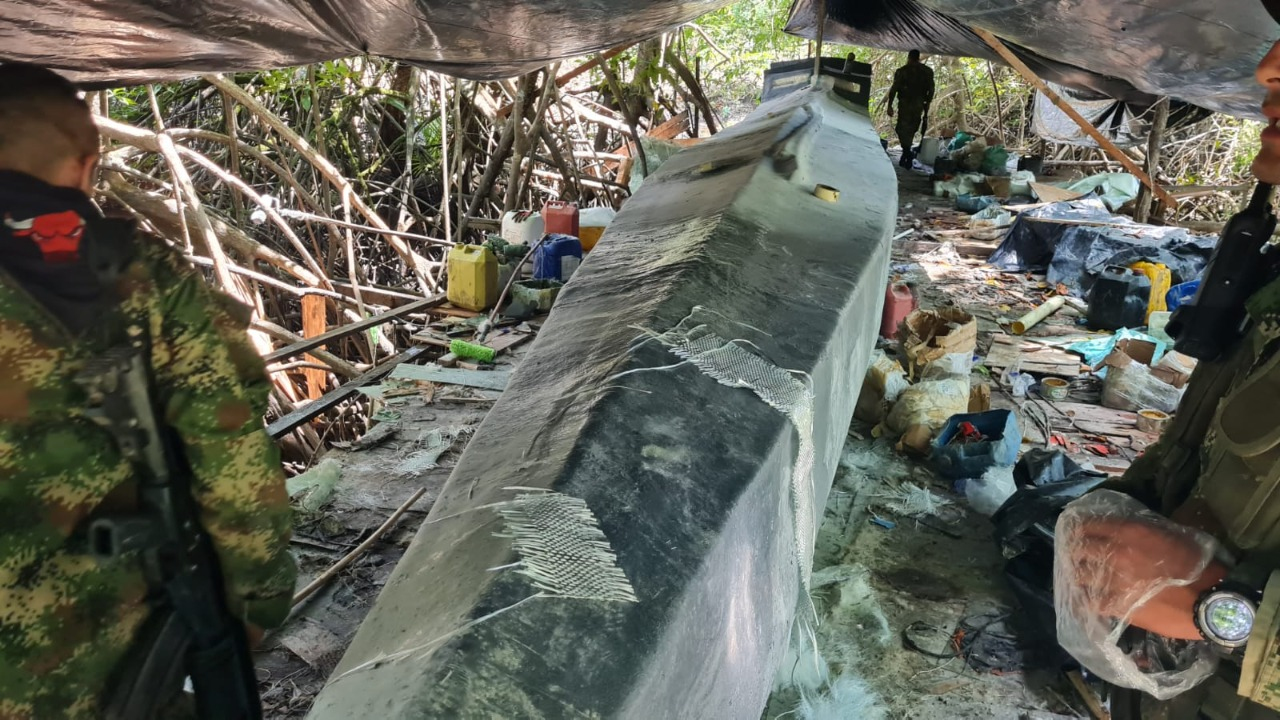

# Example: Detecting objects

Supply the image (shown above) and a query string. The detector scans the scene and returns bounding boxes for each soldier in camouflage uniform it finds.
[885,50,934,168]
[1058,7,1280,715]
[0,64,296,718]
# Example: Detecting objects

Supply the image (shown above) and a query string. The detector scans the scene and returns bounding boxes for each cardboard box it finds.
[898,307,977,380]
[1151,350,1197,389]
[1103,338,1158,369]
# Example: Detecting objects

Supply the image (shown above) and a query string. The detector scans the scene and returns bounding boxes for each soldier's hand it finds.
[887,105,895,117]
[1065,517,1226,640]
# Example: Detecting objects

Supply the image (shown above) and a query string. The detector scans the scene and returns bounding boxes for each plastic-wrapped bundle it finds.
[1054,490,1222,699]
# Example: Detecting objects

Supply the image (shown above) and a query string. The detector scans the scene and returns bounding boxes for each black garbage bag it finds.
[1013,448,1105,488]
[989,474,1108,671]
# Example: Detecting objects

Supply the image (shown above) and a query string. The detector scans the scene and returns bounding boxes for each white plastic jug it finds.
[918,137,941,166]
[501,210,544,246]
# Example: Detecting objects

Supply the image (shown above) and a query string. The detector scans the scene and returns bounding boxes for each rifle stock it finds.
[78,339,263,720]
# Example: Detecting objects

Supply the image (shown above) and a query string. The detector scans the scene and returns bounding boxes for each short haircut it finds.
[0,63,98,180]
[908,50,922,62]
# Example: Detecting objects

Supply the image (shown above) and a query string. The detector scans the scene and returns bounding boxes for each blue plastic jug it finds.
[1166,279,1201,312]
[533,233,583,282]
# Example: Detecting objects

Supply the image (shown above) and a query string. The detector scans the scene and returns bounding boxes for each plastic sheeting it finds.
[1032,84,1212,149]
[787,0,1276,118]
[988,199,1216,296]
[1033,84,1147,148]
[1055,490,1221,699]
[0,0,730,85]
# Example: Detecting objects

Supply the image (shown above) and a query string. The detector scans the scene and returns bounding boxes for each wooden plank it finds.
[267,347,429,439]
[428,304,483,319]
[409,331,452,348]
[484,331,533,355]
[301,294,327,400]
[972,27,1176,209]
[984,333,1082,377]
[266,295,445,362]
[389,364,512,391]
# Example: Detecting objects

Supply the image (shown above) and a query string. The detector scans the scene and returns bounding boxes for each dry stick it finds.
[154,132,242,297]
[504,73,536,211]
[220,90,246,222]
[986,61,1005,134]
[159,129,324,217]
[458,82,524,240]
[105,177,324,289]
[292,487,427,607]
[97,117,333,288]
[972,28,1176,209]
[1135,97,1171,224]
[494,43,635,119]
[204,74,434,291]
[184,255,345,300]
[683,23,732,63]
[276,209,451,247]
[440,74,453,243]
[251,319,363,378]
[663,49,718,135]
[594,53,649,177]
[514,65,563,207]
[539,125,582,200]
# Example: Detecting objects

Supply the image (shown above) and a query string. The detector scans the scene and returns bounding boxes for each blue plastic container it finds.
[931,409,1021,480]
[1166,279,1201,312]
[533,233,583,282]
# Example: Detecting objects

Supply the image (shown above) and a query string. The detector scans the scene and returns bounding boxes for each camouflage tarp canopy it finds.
[787,0,1273,119]
[0,0,731,86]
[0,0,1275,114]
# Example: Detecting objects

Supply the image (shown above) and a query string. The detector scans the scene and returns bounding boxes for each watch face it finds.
[1199,592,1256,647]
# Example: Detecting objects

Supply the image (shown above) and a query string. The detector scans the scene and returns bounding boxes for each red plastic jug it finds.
[543,201,580,237]
[880,282,916,339]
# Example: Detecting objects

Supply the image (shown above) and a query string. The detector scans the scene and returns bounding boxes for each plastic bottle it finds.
[501,210,544,246]
[533,234,584,282]
[578,206,616,252]
[880,282,916,339]
[1129,261,1172,322]
[447,244,499,311]
[542,201,580,237]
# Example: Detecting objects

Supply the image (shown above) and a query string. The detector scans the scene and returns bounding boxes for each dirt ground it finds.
[255,347,524,717]
[258,157,1113,719]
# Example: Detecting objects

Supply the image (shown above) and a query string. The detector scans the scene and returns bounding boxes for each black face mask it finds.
[0,170,135,336]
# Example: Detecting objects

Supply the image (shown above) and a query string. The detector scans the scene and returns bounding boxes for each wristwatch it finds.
[1194,582,1264,650]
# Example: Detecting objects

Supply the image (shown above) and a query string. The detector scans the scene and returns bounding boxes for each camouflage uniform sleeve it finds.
[1239,571,1280,707]
[146,249,297,629]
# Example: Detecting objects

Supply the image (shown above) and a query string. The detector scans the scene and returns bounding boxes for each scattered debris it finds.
[278,621,344,673]
[389,363,512,391]
[879,482,952,519]
[287,459,343,513]
[394,427,470,478]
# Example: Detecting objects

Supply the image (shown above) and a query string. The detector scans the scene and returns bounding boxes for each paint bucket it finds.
[1040,377,1070,401]
[1136,409,1170,434]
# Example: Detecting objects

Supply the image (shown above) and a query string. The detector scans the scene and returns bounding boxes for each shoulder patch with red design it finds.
[4,210,86,263]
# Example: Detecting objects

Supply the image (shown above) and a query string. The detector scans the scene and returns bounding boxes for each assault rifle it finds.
[1168,183,1280,360]
[77,332,262,720]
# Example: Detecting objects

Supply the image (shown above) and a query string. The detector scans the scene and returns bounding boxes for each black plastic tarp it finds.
[787,0,1277,118]
[0,0,731,86]
[988,199,1217,295]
